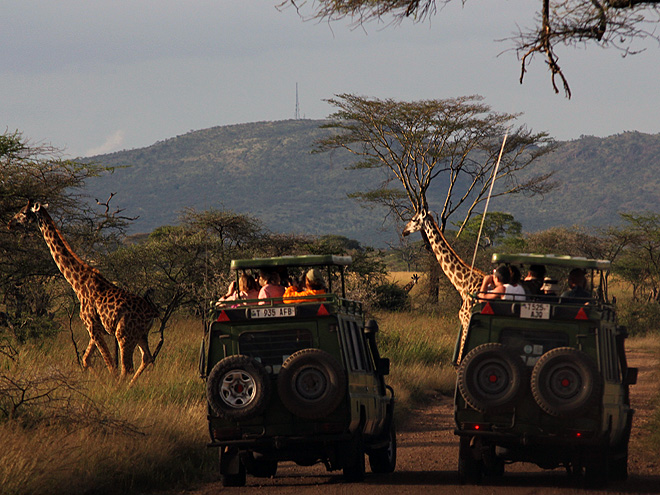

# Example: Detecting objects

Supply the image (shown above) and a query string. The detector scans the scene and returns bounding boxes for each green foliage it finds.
[610,212,660,301]
[1,130,118,343]
[455,211,523,247]
[617,300,660,337]
[372,283,409,311]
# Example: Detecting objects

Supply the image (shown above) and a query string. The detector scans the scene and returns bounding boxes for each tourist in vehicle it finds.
[283,268,327,304]
[217,273,260,306]
[479,264,509,300]
[257,270,286,304]
[503,265,526,301]
[521,264,546,296]
[539,277,560,301]
[560,268,591,303]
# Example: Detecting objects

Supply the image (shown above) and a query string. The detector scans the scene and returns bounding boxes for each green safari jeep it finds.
[454,254,638,486]
[199,255,396,486]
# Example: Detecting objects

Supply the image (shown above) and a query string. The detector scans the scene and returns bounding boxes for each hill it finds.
[82,120,660,246]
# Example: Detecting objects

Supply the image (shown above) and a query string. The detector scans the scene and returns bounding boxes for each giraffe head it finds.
[402,209,428,237]
[8,200,43,231]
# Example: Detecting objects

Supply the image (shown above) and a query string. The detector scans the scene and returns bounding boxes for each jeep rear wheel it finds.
[207,355,271,420]
[278,348,346,419]
[531,347,601,417]
[457,343,526,413]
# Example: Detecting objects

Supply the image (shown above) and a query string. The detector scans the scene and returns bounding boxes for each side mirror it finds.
[364,319,379,334]
[623,367,638,386]
[377,357,390,376]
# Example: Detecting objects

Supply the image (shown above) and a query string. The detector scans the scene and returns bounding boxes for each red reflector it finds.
[317,304,330,316]
[216,310,230,322]
[575,308,589,320]
[481,302,494,315]
[576,432,582,438]
[474,424,480,430]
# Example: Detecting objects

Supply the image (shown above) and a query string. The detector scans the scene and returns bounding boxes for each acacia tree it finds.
[316,94,557,235]
[282,0,660,97]
[0,131,119,342]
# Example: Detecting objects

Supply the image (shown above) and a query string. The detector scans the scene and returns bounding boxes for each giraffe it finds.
[402,208,485,364]
[402,273,420,293]
[8,201,158,385]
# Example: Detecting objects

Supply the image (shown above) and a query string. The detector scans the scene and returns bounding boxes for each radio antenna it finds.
[470,128,510,273]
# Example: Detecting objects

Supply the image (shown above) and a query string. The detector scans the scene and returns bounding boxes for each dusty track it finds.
[180,346,659,495]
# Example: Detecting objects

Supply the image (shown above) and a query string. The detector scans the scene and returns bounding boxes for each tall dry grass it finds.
[0,310,459,494]
[374,310,459,418]
[0,317,214,495]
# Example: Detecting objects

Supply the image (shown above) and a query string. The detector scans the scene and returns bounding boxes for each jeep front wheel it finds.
[207,355,271,420]
[278,348,346,419]
[368,420,397,474]
[457,343,526,413]
[531,347,601,417]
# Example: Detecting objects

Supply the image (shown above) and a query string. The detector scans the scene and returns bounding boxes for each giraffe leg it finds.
[128,336,154,387]
[80,310,117,375]
[81,339,96,369]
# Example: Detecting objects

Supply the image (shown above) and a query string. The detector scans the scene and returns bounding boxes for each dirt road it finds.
[183,346,659,495]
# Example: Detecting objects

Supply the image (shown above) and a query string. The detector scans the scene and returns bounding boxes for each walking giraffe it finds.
[8,201,158,385]
[403,208,485,363]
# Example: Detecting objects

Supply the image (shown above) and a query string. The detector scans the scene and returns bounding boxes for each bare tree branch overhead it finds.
[279,0,660,97]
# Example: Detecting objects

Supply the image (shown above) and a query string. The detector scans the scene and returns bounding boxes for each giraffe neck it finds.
[35,209,98,295]
[421,216,484,295]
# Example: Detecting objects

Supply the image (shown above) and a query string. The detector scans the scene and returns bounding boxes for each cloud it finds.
[85,130,125,156]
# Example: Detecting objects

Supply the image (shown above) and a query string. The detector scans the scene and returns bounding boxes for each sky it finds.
[3,1,660,158]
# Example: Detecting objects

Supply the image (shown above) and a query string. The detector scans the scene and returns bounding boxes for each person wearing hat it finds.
[283,268,327,304]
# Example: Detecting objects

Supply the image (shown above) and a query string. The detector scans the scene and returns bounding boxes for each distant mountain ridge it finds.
[82,120,660,246]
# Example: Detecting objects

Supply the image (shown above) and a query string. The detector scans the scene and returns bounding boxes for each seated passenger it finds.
[479,265,509,300]
[216,274,260,306]
[521,264,546,296]
[538,277,560,301]
[283,269,327,304]
[503,265,526,301]
[560,268,591,303]
[258,270,286,304]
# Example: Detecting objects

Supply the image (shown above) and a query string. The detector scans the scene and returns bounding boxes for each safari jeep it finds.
[199,255,396,487]
[454,254,637,486]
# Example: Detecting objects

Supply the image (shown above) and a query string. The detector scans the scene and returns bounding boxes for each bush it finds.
[373,283,409,311]
[617,300,660,336]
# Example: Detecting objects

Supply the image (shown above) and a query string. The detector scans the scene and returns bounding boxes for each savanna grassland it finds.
[0,299,460,495]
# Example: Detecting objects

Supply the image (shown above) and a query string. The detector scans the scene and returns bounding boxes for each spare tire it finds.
[277,348,346,419]
[207,355,271,420]
[457,343,526,413]
[531,347,602,417]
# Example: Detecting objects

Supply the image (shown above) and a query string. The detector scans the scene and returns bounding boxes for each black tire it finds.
[244,452,278,478]
[609,410,633,481]
[368,420,397,474]
[220,449,247,487]
[207,355,271,420]
[343,434,366,482]
[458,436,483,485]
[278,348,346,419]
[531,347,602,417]
[457,343,526,413]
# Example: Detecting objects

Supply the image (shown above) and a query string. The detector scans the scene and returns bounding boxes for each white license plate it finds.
[250,306,296,319]
[520,303,550,319]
